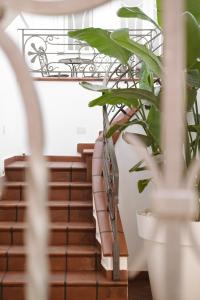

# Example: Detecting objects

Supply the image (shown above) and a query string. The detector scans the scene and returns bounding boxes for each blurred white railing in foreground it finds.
[0,2,112,300]
[0,0,198,300]
[123,1,200,300]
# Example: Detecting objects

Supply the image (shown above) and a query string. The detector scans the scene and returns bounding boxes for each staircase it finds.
[0,145,128,300]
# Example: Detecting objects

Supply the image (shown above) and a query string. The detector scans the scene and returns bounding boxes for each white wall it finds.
[0,48,25,159]
[36,81,102,156]
[0,57,102,158]
[115,128,152,273]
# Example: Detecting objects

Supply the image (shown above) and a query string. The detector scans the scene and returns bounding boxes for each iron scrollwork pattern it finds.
[20,28,157,79]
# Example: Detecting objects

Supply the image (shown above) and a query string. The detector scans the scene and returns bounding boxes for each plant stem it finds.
[192,107,198,125]
[187,125,195,154]
[185,131,191,167]
[138,101,146,121]
[195,98,199,124]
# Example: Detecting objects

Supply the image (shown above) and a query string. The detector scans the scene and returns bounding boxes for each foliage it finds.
[117,6,160,30]
[110,29,162,77]
[68,28,132,65]
[69,2,200,194]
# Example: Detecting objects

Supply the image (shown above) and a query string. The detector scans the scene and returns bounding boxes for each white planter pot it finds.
[137,210,200,300]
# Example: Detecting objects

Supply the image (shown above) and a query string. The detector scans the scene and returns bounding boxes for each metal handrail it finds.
[102,105,120,280]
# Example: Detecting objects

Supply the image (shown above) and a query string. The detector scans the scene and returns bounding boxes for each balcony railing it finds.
[19,28,159,79]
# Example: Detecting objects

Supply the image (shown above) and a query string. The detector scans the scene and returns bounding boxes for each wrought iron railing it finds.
[19,28,158,79]
[102,105,120,280]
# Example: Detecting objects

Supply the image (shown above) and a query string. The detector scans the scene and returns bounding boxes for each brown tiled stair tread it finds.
[0,271,127,300]
[4,182,92,187]
[5,161,88,183]
[0,221,96,247]
[0,221,95,230]
[0,201,92,207]
[0,245,101,272]
[0,200,93,223]
[1,154,128,300]
[6,161,87,170]
[2,182,92,202]
[1,271,127,287]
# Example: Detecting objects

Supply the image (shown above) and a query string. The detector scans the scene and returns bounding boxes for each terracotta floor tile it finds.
[2,285,24,300]
[128,274,153,300]
[66,286,96,300]
[50,170,71,182]
[67,271,97,286]
[3,272,27,285]
[49,286,65,300]
[98,286,128,300]
[92,158,103,176]
[2,273,66,300]
[93,191,107,212]
[67,255,96,272]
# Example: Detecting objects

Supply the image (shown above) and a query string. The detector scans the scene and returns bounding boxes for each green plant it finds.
[69,2,200,194]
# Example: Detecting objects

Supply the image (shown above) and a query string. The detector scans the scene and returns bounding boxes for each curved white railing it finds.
[0,1,111,300]
[1,1,199,300]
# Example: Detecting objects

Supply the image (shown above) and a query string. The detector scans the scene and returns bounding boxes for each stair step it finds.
[5,161,87,182]
[0,201,93,222]
[0,271,128,300]
[2,182,92,201]
[1,272,66,300]
[0,222,95,246]
[77,143,94,154]
[1,154,128,299]
[0,245,99,272]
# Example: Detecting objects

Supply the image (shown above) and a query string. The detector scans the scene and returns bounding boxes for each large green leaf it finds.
[68,28,132,65]
[186,0,200,23]
[147,105,160,146]
[106,119,147,138]
[139,62,154,92]
[185,12,200,68]
[88,88,159,108]
[80,81,109,92]
[111,29,162,77]
[156,0,162,27]
[117,7,160,30]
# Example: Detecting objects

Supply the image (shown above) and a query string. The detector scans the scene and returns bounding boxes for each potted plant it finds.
[69,1,200,299]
